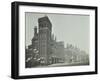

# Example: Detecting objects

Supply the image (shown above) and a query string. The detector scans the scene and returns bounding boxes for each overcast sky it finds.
[25,12,90,53]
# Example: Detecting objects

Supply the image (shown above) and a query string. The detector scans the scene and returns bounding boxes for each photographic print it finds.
[25,13,89,68]
[11,1,97,79]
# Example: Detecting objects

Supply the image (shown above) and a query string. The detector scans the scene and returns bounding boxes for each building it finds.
[26,16,65,67]
[55,41,65,62]
[64,44,89,64]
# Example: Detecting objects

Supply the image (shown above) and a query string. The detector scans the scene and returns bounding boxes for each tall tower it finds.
[38,16,52,65]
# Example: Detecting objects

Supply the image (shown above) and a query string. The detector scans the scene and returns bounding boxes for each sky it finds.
[25,12,90,53]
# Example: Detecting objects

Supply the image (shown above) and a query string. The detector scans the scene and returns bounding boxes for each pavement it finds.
[48,62,89,67]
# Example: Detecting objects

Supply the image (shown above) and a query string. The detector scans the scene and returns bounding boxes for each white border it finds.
[19,5,95,76]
